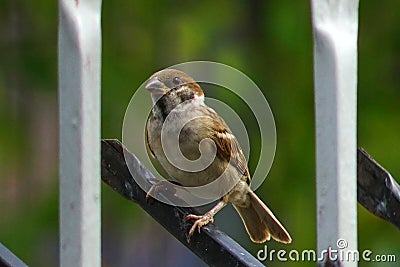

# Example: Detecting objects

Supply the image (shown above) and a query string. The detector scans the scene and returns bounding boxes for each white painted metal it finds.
[58,0,102,266]
[311,0,359,266]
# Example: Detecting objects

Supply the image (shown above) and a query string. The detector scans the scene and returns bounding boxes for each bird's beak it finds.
[145,76,164,95]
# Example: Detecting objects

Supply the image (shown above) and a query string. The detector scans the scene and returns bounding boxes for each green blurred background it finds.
[1,1,399,266]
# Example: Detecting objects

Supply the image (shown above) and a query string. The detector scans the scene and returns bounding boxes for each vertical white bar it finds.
[58,0,102,266]
[311,1,358,266]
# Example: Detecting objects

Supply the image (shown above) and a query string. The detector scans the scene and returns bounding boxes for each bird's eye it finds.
[172,77,181,85]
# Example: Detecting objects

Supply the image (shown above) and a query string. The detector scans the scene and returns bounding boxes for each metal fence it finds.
[58,0,102,266]
[2,0,399,266]
[56,0,360,266]
[311,1,358,266]
[53,0,396,267]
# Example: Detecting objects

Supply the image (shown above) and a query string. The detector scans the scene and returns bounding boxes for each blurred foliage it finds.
[0,0,399,266]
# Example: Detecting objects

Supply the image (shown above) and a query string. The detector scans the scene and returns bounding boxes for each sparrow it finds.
[144,68,291,244]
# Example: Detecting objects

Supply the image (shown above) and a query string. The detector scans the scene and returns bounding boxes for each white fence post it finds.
[58,0,102,266]
[311,1,359,265]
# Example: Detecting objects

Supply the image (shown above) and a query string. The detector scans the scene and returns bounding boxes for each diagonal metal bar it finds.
[101,139,264,267]
[357,148,400,229]
[0,243,28,267]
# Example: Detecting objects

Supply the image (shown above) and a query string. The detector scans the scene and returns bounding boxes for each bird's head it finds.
[145,69,204,106]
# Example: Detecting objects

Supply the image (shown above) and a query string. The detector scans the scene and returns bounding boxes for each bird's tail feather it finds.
[233,191,291,243]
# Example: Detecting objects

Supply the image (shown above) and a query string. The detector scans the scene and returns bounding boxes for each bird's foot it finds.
[146,178,177,202]
[184,212,214,242]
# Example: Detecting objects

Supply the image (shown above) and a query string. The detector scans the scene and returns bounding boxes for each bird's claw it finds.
[184,212,214,242]
[146,178,178,202]
[145,178,159,201]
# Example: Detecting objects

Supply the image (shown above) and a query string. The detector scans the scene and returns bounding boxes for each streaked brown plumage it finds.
[145,69,291,243]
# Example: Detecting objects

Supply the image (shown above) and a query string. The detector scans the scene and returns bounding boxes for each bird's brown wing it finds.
[203,107,251,185]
